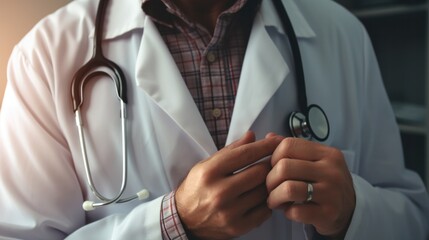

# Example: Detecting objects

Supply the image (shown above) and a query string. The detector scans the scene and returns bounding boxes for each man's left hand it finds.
[266,136,355,239]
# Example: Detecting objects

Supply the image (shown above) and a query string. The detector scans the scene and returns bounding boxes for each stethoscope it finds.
[71,0,330,211]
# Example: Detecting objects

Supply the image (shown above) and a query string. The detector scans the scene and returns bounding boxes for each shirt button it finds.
[212,108,222,118]
[206,51,217,63]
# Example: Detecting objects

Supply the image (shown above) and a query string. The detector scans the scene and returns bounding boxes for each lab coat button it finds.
[212,108,222,118]
[206,51,217,63]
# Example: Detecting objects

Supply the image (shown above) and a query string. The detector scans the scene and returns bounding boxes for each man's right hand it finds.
[175,131,283,240]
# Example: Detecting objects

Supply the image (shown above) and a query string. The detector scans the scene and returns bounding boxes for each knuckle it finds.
[277,158,290,175]
[193,161,207,174]
[195,168,212,184]
[193,162,217,184]
[210,188,228,208]
[279,138,296,156]
[217,210,232,224]
[281,181,296,197]
[267,196,275,209]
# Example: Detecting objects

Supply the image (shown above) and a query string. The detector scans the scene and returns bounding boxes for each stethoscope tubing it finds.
[271,0,308,112]
[71,0,136,210]
[75,101,129,204]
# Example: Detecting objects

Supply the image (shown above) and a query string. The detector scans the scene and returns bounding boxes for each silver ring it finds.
[306,183,313,202]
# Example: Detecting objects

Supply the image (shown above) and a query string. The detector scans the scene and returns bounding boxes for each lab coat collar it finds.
[260,0,316,38]
[97,0,147,40]
[98,0,315,40]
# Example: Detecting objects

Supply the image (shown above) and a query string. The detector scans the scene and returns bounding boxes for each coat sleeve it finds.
[344,28,429,240]
[0,46,164,240]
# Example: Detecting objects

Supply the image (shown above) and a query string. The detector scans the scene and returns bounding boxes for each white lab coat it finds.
[1,0,428,239]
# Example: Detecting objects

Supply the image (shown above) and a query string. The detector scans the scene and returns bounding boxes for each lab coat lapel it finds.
[226,0,316,144]
[226,12,289,144]
[135,17,217,154]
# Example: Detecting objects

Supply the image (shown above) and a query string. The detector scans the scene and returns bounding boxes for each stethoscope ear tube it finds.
[272,0,307,112]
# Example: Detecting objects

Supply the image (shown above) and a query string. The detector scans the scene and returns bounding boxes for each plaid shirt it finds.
[142,0,258,238]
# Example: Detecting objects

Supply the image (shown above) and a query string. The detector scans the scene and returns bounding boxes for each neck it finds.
[173,0,235,33]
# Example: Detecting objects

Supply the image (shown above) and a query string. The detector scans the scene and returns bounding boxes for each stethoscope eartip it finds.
[137,189,150,200]
[83,201,95,211]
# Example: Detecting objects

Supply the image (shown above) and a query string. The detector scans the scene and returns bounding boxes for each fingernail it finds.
[265,132,277,138]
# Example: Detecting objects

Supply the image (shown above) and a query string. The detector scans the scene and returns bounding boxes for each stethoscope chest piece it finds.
[289,104,330,141]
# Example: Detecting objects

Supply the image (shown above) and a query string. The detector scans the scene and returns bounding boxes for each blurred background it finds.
[0,0,428,189]
[335,0,429,189]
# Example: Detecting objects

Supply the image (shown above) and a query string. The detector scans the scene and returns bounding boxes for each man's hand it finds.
[266,137,355,239]
[175,132,283,240]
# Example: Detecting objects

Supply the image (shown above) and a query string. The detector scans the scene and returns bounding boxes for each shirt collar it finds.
[99,0,315,40]
[141,0,253,29]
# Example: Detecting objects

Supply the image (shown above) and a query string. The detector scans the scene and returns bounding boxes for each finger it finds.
[242,203,272,230]
[266,158,319,192]
[283,203,320,226]
[228,161,271,196]
[224,131,256,150]
[265,132,283,139]
[267,180,315,209]
[283,191,354,238]
[221,203,271,238]
[271,138,327,166]
[212,135,283,175]
[236,184,269,215]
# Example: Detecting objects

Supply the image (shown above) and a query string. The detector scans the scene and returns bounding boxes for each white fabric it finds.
[1,0,428,239]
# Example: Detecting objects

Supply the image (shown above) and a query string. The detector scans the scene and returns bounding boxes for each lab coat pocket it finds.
[341,150,356,173]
